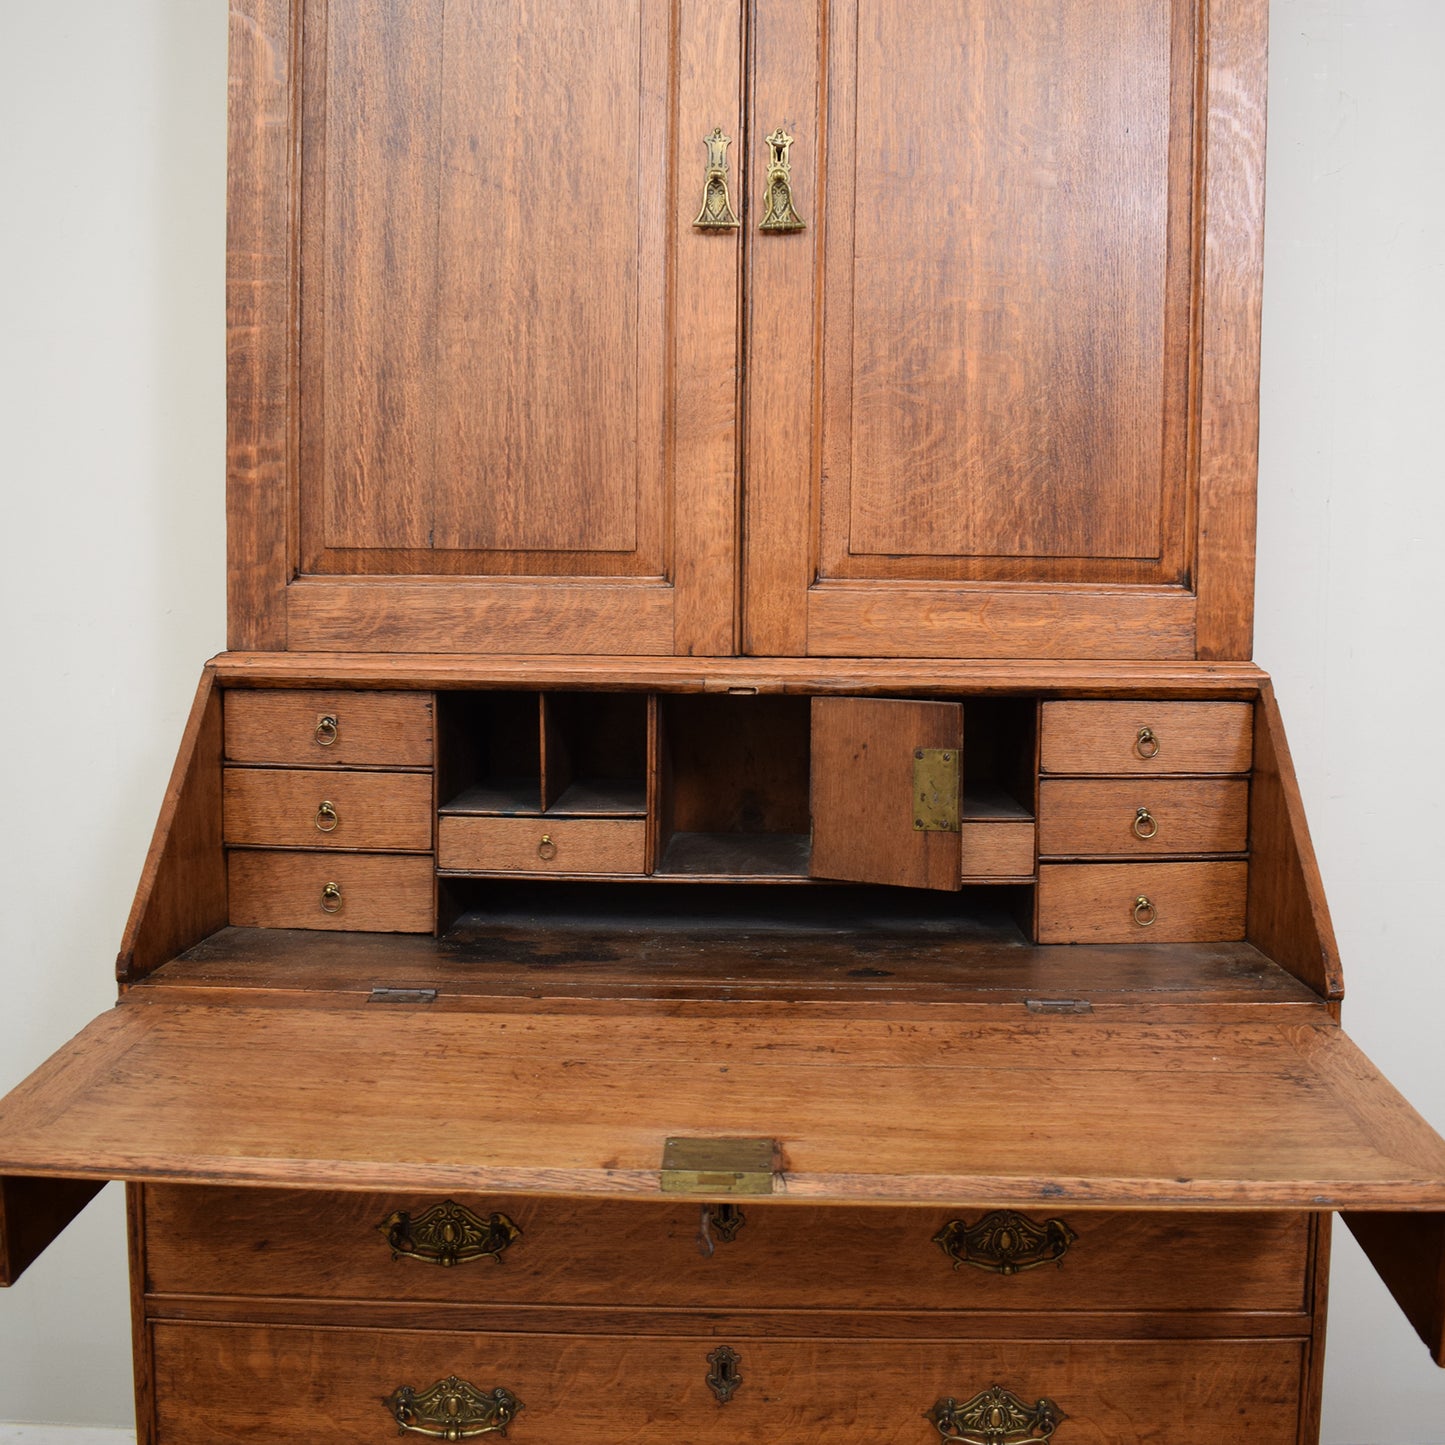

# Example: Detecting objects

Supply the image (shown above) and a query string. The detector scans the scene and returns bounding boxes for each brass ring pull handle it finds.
[927,1387,1067,1445]
[315,713,339,747]
[1132,806,1158,840]
[537,834,557,862]
[1133,895,1157,928]
[1134,725,1160,759]
[314,800,340,833]
[379,1202,522,1267]
[693,127,740,230]
[320,881,343,914]
[759,127,806,232]
[384,1378,522,1441]
[933,1210,1078,1275]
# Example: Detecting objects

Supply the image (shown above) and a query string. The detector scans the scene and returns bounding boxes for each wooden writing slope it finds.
[3,2,1443,1441]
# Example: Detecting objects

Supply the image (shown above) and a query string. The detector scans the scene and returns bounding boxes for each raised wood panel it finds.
[150,1324,1302,1443]
[142,1188,1310,1315]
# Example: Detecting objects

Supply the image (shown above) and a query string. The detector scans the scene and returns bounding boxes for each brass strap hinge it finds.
[913,748,960,832]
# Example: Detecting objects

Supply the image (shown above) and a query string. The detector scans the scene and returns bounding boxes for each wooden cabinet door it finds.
[810,697,962,890]
[743,0,1267,660]
[229,0,742,656]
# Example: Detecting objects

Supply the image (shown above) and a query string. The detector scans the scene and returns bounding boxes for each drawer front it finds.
[438,817,647,874]
[152,1323,1304,1444]
[1038,778,1248,858]
[228,851,434,932]
[960,822,1036,880]
[224,768,434,852]
[1039,701,1253,775]
[142,1189,1309,1315]
[224,689,435,768]
[1037,861,1248,944]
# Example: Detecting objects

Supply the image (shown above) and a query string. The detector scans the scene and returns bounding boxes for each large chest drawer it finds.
[142,1188,1309,1316]
[151,1322,1304,1444]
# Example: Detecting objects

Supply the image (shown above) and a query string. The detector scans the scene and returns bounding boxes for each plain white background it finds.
[1,1,1442,1439]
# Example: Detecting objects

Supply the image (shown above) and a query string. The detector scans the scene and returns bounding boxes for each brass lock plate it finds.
[913,748,960,832]
[660,1137,779,1196]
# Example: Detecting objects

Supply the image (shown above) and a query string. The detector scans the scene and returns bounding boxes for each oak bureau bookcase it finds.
[2,1,1444,1441]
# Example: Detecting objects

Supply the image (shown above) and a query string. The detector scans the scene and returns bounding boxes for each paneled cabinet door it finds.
[230,0,743,656]
[742,0,1267,660]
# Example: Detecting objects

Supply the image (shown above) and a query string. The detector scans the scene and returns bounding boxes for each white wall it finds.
[0,1,1442,1439]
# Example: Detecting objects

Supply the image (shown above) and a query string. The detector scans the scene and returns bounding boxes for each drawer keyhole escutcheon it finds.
[319,881,343,914]
[1132,806,1158,840]
[927,1387,1066,1445]
[384,1377,522,1440]
[933,1210,1077,1275]
[315,800,339,833]
[706,1345,743,1404]
[315,713,339,747]
[380,1202,522,1267]
[1134,725,1160,759]
[1133,895,1157,928]
[537,834,557,861]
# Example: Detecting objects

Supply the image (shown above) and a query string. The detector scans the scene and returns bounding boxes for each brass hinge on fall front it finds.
[661,1137,780,1196]
[913,748,960,832]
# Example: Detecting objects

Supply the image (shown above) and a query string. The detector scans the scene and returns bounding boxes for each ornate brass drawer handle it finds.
[759,127,806,232]
[384,1377,522,1440]
[320,881,343,914]
[380,1202,521,1267]
[927,1387,1066,1445]
[1134,725,1159,759]
[693,126,741,230]
[933,1210,1077,1275]
[315,713,339,747]
[315,800,340,833]
[1132,806,1157,839]
[1133,894,1157,928]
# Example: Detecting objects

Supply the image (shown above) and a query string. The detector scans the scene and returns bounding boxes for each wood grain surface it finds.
[149,1324,1302,1443]
[228,851,434,932]
[1037,861,1248,945]
[224,768,434,852]
[224,689,435,768]
[1038,778,1248,858]
[5,1004,1445,1209]
[438,818,647,876]
[1040,701,1254,775]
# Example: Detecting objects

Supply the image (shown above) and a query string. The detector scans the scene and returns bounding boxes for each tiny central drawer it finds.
[438,817,647,875]
[224,768,434,852]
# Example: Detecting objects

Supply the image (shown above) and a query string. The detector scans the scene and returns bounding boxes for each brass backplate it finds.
[913,748,960,832]
[661,1137,779,1196]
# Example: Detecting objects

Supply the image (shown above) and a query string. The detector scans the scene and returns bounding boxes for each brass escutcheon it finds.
[1134,725,1160,759]
[706,1345,743,1404]
[537,834,557,862]
[1133,894,1157,927]
[315,800,339,833]
[927,1387,1066,1445]
[1132,806,1157,840]
[320,881,343,914]
[933,1210,1077,1276]
[315,713,339,747]
[384,1377,522,1441]
[380,1202,521,1267]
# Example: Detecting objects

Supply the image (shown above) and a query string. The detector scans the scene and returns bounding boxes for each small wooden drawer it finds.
[142,1188,1310,1317]
[961,821,1036,880]
[224,689,434,768]
[228,850,434,932]
[1037,861,1248,944]
[1038,778,1249,858]
[1040,701,1253,775]
[438,816,647,874]
[152,1322,1303,1443]
[224,768,434,852]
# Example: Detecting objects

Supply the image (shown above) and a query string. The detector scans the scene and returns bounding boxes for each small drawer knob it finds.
[537,833,557,862]
[1132,806,1158,840]
[1134,725,1160,759]
[314,800,340,833]
[320,881,343,914]
[1133,894,1156,928]
[315,713,339,747]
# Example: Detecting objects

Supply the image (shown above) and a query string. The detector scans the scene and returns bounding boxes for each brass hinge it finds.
[660,1137,780,1196]
[368,987,439,1005]
[913,748,960,832]
[1025,998,1093,1016]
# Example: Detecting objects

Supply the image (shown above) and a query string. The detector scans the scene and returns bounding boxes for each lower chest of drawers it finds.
[134,1187,1321,1444]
